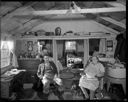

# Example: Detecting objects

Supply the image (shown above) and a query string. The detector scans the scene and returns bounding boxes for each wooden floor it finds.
[0,82,126,101]
[16,83,126,100]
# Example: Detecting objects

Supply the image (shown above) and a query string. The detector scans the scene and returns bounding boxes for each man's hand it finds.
[37,74,43,79]
[54,74,59,78]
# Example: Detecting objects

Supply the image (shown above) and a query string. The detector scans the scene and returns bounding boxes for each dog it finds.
[71,81,83,97]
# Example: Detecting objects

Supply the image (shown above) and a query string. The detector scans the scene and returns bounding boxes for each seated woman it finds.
[37,53,63,95]
[79,56,105,100]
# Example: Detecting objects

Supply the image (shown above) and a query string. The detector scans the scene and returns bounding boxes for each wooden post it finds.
[52,39,58,70]
[83,39,89,67]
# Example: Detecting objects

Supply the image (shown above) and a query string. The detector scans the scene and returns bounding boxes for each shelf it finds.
[14,34,116,40]
[18,58,40,60]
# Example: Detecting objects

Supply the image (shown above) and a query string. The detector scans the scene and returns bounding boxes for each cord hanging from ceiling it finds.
[66,1,81,14]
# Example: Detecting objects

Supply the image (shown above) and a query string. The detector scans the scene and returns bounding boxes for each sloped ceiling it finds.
[1,1,126,37]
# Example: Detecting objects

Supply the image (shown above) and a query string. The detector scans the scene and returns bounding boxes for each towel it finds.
[11,52,19,68]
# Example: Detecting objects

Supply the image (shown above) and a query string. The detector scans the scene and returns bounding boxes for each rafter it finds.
[1,2,38,17]
[117,0,126,6]
[105,2,126,8]
[120,19,126,24]
[1,3,38,32]
[10,19,41,34]
[100,17,126,29]
[93,21,119,34]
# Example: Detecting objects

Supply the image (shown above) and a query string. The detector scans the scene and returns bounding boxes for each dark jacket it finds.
[37,61,58,78]
[114,34,126,63]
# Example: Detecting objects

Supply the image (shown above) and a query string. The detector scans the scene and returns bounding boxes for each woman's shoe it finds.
[84,97,90,100]
[43,93,49,100]
[82,94,89,100]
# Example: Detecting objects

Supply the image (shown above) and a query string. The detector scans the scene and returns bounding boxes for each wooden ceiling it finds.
[1,1,126,36]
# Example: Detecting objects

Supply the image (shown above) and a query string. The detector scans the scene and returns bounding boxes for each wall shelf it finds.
[14,34,116,40]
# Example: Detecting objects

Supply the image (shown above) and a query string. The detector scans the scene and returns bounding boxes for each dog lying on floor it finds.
[70,80,84,99]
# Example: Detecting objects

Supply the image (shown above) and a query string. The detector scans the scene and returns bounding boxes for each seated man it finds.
[37,53,63,95]
[39,48,64,74]
[79,56,105,100]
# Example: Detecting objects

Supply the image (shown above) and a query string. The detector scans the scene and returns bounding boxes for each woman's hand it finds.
[96,73,104,78]
[80,72,85,76]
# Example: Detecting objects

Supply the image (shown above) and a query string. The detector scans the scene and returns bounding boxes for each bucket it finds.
[63,92,73,100]
[60,72,74,89]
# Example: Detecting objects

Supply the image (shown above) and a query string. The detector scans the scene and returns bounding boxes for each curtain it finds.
[1,40,19,68]
[99,39,106,54]
[1,41,10,68]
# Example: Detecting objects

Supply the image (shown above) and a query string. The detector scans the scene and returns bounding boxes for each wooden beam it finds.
[2,6,35,22]
[1,3,38,34]
[117,0,126,6]
[11,14,56,35]
[79,7,125,14]
[105,2,126,8]
[100,17,126,29]
[1,2,38,17]
[10,19,42,35]
[52,40,58,69]
[120,19,126,24]
[14,7,126,16]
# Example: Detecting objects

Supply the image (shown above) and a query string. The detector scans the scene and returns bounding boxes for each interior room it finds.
[0,0,126,101]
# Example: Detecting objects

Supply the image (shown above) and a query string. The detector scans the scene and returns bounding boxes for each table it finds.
[1,77,13,98]
[105,75,126,95]
[0,69,26,99]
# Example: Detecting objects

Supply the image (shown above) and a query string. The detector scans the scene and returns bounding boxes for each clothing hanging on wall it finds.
[10,52,19,68]
[114,33,126,63]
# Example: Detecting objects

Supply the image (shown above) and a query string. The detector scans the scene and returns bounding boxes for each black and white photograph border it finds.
[0,0,126,101]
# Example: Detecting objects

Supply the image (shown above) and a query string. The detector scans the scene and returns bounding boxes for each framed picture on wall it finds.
[27,41,33,51]
[106,40,113,51]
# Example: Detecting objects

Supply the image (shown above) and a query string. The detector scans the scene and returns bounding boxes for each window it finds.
[65,41,76,51]
[1,41,14,68]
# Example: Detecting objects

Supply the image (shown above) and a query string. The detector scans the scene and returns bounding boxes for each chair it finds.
[57,60,64,74]
[94,76,104,99]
